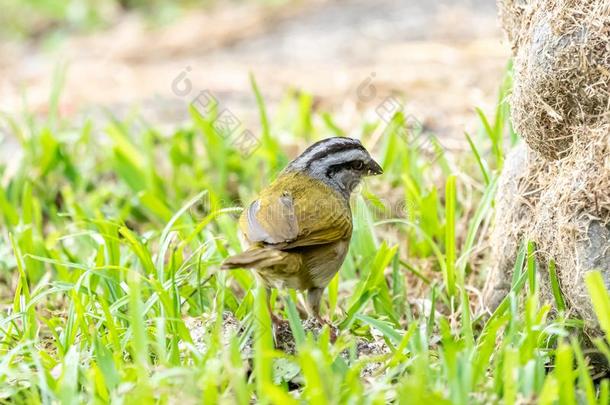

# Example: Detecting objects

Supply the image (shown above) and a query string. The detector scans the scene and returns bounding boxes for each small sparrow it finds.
[222,137,382,326]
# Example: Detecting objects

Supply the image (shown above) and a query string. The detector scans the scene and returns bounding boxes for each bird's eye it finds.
[352,161,364,170]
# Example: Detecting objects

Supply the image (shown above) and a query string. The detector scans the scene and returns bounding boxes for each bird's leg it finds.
[266,288,288,328]
[295,295,309,320]
[306,287,325,324]
[307,287,337,341]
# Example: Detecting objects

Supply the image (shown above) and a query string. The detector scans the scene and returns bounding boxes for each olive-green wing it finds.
[239,173,352,249]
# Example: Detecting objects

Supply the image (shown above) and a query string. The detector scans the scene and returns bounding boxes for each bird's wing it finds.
[239,173,352,249]
[243,198,299,244]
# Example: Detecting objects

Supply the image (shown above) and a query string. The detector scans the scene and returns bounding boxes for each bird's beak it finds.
[366,159,383,176]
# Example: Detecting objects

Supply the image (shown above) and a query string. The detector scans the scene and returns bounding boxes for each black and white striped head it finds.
[284,137,383,196]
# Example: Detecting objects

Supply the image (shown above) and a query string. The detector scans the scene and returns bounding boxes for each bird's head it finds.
[285,137,383,197]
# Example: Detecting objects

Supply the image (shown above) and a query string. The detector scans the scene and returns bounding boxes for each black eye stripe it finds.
[283,137,369,176]
[325,159,365,177]
[302,143,365,169]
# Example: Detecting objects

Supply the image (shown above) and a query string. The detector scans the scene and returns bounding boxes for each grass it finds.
[0,67,609,403]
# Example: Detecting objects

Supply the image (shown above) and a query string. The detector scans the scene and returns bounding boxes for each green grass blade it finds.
[285,294,306,347]
[464,131,490,185]
[548,260,566,312]
[444,175,457,297]
[585,271,610,344]
[555,343,575,405]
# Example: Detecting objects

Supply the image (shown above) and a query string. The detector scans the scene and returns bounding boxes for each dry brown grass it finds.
[501,0,610,160]
[485,0,610,337]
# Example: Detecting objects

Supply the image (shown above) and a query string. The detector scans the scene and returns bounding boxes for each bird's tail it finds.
[221,247,300,270]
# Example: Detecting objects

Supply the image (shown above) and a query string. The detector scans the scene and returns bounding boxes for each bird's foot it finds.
[270,312,290,329]
[314,315,338,343]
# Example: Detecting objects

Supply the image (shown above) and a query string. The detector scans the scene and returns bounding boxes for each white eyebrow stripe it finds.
[290,138,361,167]
[309,149,368,170]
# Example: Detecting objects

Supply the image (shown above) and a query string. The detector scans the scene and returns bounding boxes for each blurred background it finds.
[0,0,509,163]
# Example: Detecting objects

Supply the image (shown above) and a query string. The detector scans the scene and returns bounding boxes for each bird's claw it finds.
[315,316,338,342]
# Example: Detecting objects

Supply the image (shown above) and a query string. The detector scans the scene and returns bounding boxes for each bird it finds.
[222,137,382,328]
